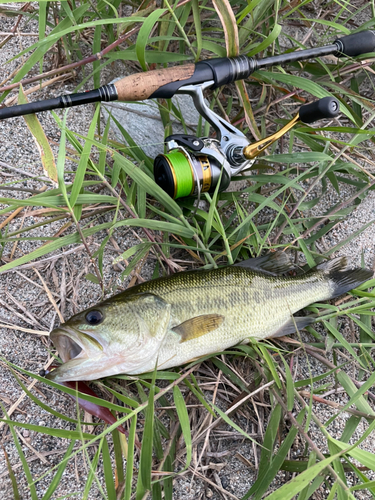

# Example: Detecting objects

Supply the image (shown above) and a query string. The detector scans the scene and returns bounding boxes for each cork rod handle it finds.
[113,64,195,101]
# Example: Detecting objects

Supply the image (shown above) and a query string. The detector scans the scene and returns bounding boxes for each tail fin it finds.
[318,257,373,299]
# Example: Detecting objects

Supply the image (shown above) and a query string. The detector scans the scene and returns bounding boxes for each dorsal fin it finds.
[235,251,293,276]
[173,314,225,343]
[316,256,348,274]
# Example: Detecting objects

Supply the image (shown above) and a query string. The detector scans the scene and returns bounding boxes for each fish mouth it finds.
[46,326,105,382]
[51,330,83,363]
[50,326,104,362]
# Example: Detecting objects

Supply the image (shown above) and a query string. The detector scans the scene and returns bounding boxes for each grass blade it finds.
[136,8,167,71]
[124,415,137,500]
[102,437,116,499]
[1,444,20,500]
[0,404,38,500]
[18,85,57,184]
[135,368,156,499]
[251,409,306,500]
[173,385,192,468]
[70,105,101,208]
[41,440,76,500]
[263,451,350,500]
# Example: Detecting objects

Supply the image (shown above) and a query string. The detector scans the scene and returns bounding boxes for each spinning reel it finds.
[0,30,374,200]
[154,89,339,200]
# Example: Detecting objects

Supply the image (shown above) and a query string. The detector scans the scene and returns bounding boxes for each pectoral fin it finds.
[173,314,225,343]
[268,315,316,338]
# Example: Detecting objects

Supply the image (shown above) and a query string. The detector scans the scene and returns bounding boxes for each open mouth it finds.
[50,327,103,363]
[52,333,83,362]
[46,327,105,382]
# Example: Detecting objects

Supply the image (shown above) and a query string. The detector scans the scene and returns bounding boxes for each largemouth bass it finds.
[46,253,372,382]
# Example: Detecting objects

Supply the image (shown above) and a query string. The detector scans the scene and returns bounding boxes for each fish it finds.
[46,253,372,382]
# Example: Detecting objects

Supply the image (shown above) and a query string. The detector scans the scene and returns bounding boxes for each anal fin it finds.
[173,314,225,343]
[268,316,316,339]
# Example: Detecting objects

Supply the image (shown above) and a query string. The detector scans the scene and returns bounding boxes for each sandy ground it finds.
[0,3,375,500]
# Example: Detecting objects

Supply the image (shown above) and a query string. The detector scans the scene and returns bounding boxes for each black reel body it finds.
[154,134,231,199]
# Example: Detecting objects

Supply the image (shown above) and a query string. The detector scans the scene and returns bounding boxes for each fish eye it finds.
[85,310,103,325]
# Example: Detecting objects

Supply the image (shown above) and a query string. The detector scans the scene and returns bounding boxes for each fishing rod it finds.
[1,30,374,199]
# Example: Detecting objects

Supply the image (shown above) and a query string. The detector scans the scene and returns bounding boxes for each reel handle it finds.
[241,97,340,160]
[299,97,340,124]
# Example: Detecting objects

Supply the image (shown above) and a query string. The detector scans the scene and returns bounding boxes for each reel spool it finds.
[154,134,231,199]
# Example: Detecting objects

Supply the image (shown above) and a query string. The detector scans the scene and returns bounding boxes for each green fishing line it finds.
[165,151,193,199]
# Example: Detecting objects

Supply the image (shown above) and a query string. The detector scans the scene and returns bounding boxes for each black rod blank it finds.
[256,44,338,70]
[0,85,118,120]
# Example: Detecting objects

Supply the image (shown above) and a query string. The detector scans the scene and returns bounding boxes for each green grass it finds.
[1,0,375,498]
